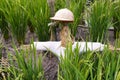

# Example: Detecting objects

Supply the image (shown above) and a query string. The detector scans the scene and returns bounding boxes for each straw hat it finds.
[50,8,74,22]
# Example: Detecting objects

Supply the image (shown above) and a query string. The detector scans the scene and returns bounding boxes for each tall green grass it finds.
[112,0,120,39]
[58,43,120,80]
[0,0,9,40]
[7,0,28,44]
[55,0,66,11]
[0,0,51,42]
[2,44,45,80]
[87,0,112,42]
[69,0,86,36]
[58,44,92,80]
[28,0,50,41]
[0,0,28,44]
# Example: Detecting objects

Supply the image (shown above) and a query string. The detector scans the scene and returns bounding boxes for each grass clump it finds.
[58,44,92,80]
[69,0,86,36]
[58,43,120,80]
[28,0,50,41]
[0,44,45,80]
[0,0,28,44]
[112,0,120,39]
[87,0,112,42]
[0,0,9,40]
[6,0,28,44]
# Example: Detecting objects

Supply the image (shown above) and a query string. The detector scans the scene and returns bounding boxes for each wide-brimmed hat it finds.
[50,8,74,22]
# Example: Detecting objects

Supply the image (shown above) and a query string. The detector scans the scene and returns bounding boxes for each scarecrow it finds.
[21,8,109,57]
[50,8,74,47]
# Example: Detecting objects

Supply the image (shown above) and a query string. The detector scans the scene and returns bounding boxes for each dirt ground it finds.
[0,26,115,80]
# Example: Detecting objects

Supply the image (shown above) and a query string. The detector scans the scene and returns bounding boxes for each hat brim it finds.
[50,17,74,22]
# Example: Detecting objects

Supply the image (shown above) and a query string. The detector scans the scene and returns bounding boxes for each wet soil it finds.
[0,26,115,80]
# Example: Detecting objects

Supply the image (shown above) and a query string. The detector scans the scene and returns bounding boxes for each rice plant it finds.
[69,0,86,36]
[27,1,35,33]
[0,0,9,40]
[28,0,50,41]
[58,44,93,80]
[58,43,120,80]
[5,43,45,80]
[87,0,112,42]
[8,0,28,44]
[112,0,120,39]
[55,0,66,11]
[0,0,28,44]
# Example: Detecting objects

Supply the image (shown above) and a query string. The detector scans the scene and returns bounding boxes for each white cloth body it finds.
[33,41,105,57]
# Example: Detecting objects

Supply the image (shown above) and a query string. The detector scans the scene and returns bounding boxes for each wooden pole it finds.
[47,0,55,16]
[47,0,56,41]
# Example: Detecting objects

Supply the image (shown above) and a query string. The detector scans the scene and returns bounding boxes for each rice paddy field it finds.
[0,0,120,80]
